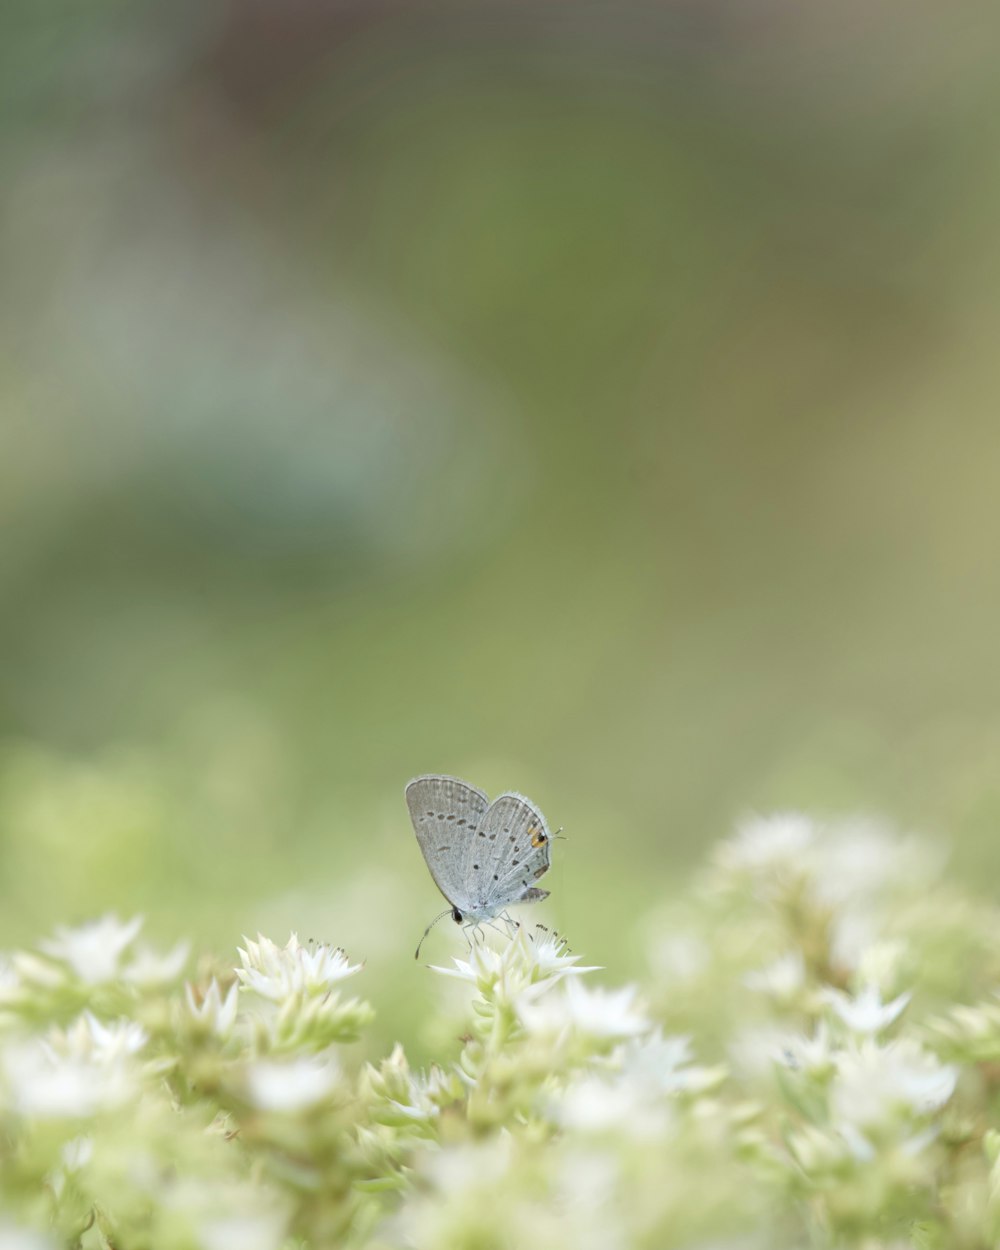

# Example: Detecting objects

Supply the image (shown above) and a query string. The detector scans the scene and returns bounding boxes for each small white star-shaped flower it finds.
[185,979,239,1038]
[518,979,648,1040]
[832,1037,957,1131]
[822,984,911,1035]
[431,927,597,1000]
[245,1055,340,1112]
[235,934,361,1001]
[39,914,143,985]
[743,952,806,1001]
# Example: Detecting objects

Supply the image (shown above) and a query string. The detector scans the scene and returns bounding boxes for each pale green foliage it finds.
[2,818,1000,1248]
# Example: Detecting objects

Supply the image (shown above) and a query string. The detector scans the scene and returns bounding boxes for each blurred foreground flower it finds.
[517,979,649,1040]
[38,913,143,984]
[0,813,997,1249]
[822,983,911,1035]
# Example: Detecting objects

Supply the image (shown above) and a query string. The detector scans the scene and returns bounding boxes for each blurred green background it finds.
[3,0,1000,1042]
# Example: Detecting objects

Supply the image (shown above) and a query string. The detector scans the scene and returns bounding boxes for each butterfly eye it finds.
[451,908,464,924]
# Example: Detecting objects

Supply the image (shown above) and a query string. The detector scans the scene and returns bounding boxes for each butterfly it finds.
[405,774,553,957]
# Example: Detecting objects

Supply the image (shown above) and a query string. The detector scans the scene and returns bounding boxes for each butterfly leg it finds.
[499,910,519,936]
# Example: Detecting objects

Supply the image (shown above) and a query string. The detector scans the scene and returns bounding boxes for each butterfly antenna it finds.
[553,826,567,841]
[415,908,453,961]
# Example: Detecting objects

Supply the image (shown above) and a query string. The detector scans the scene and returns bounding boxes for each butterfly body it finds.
[405,775,552,929]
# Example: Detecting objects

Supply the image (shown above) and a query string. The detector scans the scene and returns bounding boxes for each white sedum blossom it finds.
[0,1224,57,1250]
[717,813,816,873]
[244,1054,340,1112]
[67,1012,148,1060]
[185,979,239,1038]
[729,1024,805,1081]
[831,1037,957,1133]
[557,1031,715,1139]
[0,955,22,1008]
[616,1030,720,1095]
[777,1022,834,1078]
[431,926,598,999]
[47,1135,94,1200]
[38,914,143,984]
[123,940,190,987]
[743,952,806,1002]
[645,930,710,985]
[198,1211,289,1250]
[235,933,361,1001]
[517,979,648,1040]
[161,1179,289,1250]
[60,1135,94,1172]
[822,984,911,1035]
[810,819,944,906]
[558,1070,672,1138]
[2,1034,136,1118]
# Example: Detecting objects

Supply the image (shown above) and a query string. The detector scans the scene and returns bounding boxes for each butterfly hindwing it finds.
[474,791,552,909]
[405,775,489,912]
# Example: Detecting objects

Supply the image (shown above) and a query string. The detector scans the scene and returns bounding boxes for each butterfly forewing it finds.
[475,792,552,908]
[405,775,489,911]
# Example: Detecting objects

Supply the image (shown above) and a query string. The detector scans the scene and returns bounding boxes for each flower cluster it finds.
[1,814,999,1249]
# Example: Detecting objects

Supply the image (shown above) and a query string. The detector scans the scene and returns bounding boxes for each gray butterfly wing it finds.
[475,792,552,909]
[405,775,489,911]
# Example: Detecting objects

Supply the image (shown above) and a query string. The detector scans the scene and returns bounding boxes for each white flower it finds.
[2,1036,135,1118]
[517,980,648,1040]
[198,1211,289,1250]
[823,984,910,1035]
[777,1023,834,1077]
[39,914,143,984]
[555,1030,713,1138]
[831,1038,957,1131]
[645,930,709,985]
[431,944,507,984]
[48,1135,94,1199]
[551,1149,626,1250]
[616,1031,714,1094]
[729,1025,802,1080]
[244,1055,339,1112]
[424,1134,514,1194]
[526,928,600,980]
[743,952,806,1001]
[65,1012,148,1060]
[2,1011,145,1119]
[395,1066,456,1121]
[431,927,598,999]
[123,940,190,987]
[61,1135,93,1171]
[557,1072,672,1139]
[0,955,22,1008]
[9,952,64,992]
[855,940,909,993]
[829,912,879,975]
[718,813,816,873]
[235,934,361,1001]
[811,819,943,907]
[364,1043,462,1127]
[161,1180,288,1250]
[185,979,239,1038]
[0,1223,57,1250]
[836,1121,877,1162]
